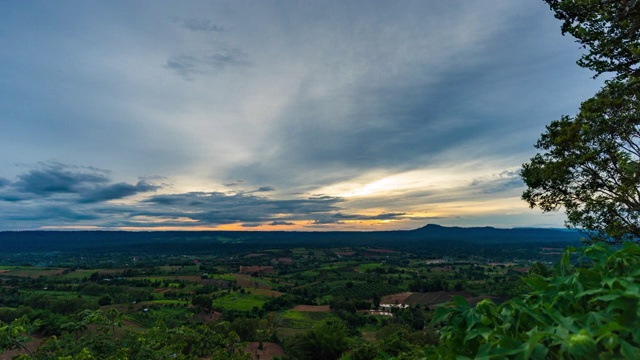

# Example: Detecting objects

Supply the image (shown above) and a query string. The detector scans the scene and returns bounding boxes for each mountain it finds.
[0,225,583,256]
[408,224,582,243]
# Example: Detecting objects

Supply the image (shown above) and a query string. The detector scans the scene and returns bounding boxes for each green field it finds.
[358,263,383,272]
[278,310,339,329]
[299,270,321,278]
[212,274,237,281]
[20,290,83,298]
[211,292,270,311]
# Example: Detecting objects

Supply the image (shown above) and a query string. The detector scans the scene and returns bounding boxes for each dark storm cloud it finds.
[14,162,109,195]
[143,191,344,225]
[7,206,100,222]
[166,47,251,80]
[310,212,412,225]
[0,193,30,202]
[0,178,10,187]
[0,163,161,204]
[181,18,224,32]
[80,180,160,203]
[72,190,418,228]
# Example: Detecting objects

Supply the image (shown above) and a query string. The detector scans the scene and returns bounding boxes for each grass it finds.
[159,265,183,272]
[235,274,274,289]
[251,288,284,297]
[59,269,124,280]
[0,266,26,270]
[318,265,341,271]
[60,270,96,280]
[358,263,383,272]
[299,270,321,278]
[212,292,270,311]
[278,310,339,329]
[212,274,237,282]
[21,290,99,300]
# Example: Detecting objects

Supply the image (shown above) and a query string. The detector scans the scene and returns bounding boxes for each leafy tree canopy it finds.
[545,0,640,78]
[523,1,640,243]
[522,78,640,243]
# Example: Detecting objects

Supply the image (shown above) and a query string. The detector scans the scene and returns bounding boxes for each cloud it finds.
[0,1,590,231]
[309,211,412,225]
[224,180,244,187]
[0,163,536,230]
[141,191,345,225]
[241,223,262,228]
[255,186,275,192]
[165,47,251,80]
[269,221,294,226]
[0,162,161,204]
[181,18,224,32]
[14,162,109,196]
[80,180,160,203]
[0,169,433,229]
[7,206,100,221]
[313,218,343,225]
[469,170,524,194]
[247,186,275,193]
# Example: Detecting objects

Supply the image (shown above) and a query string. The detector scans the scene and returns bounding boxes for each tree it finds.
[288,322,350,360]
[97,295,112,306]
[544,0,640,78]
[522,78,640,243]
[522,1,640,243]
[192,294,212,310]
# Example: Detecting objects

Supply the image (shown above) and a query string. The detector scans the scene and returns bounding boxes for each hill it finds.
[0,224,582,256]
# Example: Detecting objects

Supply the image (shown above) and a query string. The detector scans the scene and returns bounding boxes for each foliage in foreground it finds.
[1,311,253,360]
[430,242,640,359]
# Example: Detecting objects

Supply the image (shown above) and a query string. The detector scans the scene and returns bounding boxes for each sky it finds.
[0,1,605,231]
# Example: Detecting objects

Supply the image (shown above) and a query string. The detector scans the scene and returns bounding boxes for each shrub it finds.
[429,243,640,359]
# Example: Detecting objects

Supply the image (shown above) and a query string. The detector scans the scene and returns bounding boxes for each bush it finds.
[429,243,640,359]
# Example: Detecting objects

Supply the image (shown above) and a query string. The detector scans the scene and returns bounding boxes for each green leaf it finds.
[592,293,623,303]
[431,306,451,325]
[544,309,580,333]
[620,339,640,359]
[452,296,470,309]
[523,275,549,291]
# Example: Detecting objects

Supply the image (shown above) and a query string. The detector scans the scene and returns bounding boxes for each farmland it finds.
[0,227,581,359]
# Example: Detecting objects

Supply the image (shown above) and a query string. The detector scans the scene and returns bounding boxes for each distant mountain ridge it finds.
[0,224,583,255]
[409,224,581,243]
